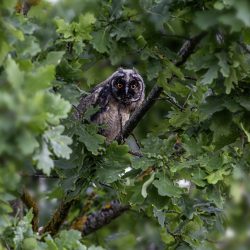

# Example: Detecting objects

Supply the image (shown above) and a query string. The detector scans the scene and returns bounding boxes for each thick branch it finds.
[116,32,207,143]
[71,201,130,236]
[118,85,163,141]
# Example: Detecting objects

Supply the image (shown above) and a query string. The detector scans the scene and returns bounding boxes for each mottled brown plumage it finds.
[75,68,145,141]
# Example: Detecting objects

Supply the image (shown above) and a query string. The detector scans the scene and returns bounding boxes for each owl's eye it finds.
[116,83,123,89]
[130,84,137,89]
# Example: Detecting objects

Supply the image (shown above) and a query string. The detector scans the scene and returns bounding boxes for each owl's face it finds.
[110,68,144,104]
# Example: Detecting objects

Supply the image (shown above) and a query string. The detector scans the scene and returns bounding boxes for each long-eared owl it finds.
[75,68,145,141]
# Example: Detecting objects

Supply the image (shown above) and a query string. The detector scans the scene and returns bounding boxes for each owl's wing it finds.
[75,83,111,120]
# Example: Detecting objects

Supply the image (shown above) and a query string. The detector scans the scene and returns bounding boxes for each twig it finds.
[20,172,59,179]
[116,32,207,143]
[237,41,250,54]
[128,150,143,157]
[163,93,185,111]
[176,32,207,66]
[21,189,39,231]
[183,90,192,108]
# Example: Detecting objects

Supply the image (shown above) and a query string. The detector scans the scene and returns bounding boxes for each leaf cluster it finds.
[1,0,250,249]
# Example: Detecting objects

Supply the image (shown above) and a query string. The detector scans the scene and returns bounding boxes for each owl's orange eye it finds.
[131,84,136,89]
[117,83,123,89]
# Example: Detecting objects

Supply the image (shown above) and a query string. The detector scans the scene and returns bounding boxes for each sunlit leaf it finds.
[33,142,54,175]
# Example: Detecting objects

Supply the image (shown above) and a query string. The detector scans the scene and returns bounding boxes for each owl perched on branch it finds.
[75,68,145,141]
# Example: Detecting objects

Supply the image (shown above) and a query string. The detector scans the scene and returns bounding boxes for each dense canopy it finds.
[1,0,250,249]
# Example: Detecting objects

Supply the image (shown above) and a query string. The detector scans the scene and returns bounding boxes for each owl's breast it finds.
[92,98,130,141]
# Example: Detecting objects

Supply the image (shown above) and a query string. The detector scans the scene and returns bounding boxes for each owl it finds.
[75,68,145,141]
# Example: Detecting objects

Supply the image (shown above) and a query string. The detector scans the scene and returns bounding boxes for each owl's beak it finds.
[125,86,129,95]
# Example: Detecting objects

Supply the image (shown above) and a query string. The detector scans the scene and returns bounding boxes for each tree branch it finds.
[16,0,40,16]
[71,201,130,236]
[237,41,250,54]
[161,93,185,111]
[116,32,207,143]
[21,189,39,232]
[41,200,75,236]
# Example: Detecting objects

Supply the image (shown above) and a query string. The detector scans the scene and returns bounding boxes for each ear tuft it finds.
[117,67,124,72]
[132,67,139,73]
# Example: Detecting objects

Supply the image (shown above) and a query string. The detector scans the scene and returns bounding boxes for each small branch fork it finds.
[116,31,207,143]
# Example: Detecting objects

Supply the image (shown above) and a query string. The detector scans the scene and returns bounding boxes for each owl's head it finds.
[109,68,145,104]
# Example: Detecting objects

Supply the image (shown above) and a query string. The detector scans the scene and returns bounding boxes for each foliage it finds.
[1,0,250,249]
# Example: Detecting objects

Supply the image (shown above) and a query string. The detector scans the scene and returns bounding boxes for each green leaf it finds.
[55,230,86,250]
[55,18,72,38]
[79,13,96,26]
[153,175,182,198]
[201,65,219,85]
[25,65,55,93]
[105,142,131,163]
[91,29,109,53]
[42,51,65,66]
[79,13,96,40]
[16,36,41,58]
[44,93,72,125]
[157,69,172,86]
[210,110,232,137]
[235,0,250,26]
[168,109,194,127]
[191,168,207,187]
[209,110,238,148]
[33,142,54,175]
[146,60,162,81]
[131,157,156,170]
[96,142,131,183]
[45,235,58,250]
[13,210,34,248]
[195,10,219,29]
[5,56,24,88]
[2,0,16,11]
[16,130,39,155]
[76,124,105,155]
[22,238,38,250]
[44,125,72,159]
[0,199,13,214]
[110,22,134,40]
[153,208,165,228]
[160,228,175,245]
[182,216,207,247]
[224,68,237,94]
[236,95,250,111]
[0,41,11,66]
[164,81,190,97]
[206,168,231,184]
[217,52,230,77]
[200,96,224,118]
[165,59,184,80]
